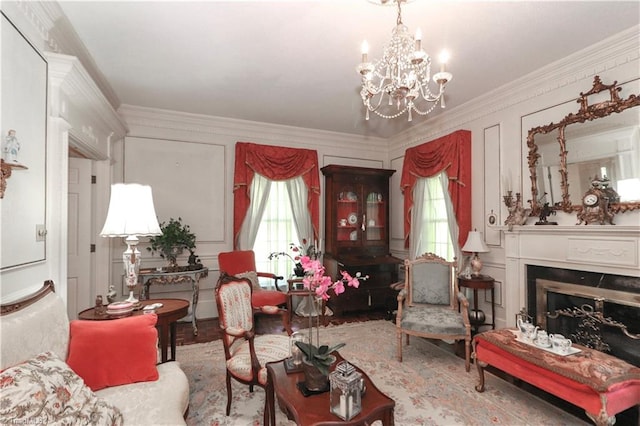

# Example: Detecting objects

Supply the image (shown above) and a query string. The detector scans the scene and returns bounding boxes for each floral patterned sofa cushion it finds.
[0,351,123,425]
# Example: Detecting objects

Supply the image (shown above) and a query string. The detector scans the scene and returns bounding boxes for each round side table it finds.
[458,275,495,332]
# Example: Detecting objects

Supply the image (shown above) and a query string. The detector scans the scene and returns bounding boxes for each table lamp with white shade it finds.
[461,230,489,277]
[100,183,162,303]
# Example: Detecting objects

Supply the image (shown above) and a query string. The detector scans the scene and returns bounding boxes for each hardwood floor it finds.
[175,308,391,346]
[176,309,637,425]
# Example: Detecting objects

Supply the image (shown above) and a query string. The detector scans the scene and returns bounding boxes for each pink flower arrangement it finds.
[299,256,363,300]
[295,255,368,375]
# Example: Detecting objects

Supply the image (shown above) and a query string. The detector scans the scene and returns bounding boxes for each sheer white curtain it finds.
[238,174,313,253]
[284,176,314,246]
[409,171,460,263]
[237,173,272,250]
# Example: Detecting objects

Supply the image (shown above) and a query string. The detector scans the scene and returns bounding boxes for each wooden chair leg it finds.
[397,330,403,362]
[464,338,471,372]
[281,309,292,335]
[263,384,270,426]
[225,372,232,415]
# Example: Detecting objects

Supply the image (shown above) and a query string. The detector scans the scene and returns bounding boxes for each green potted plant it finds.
[147,217,196,269]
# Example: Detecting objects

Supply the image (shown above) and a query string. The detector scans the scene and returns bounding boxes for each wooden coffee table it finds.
[78,298,189,363]
[266,352,395,425]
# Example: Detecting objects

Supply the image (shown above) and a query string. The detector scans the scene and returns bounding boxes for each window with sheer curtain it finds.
[253,180,301,280]
[400,130,472,265]
[410,172,457,262]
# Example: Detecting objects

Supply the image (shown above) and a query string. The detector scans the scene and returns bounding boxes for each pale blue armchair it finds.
[396,253,472,371]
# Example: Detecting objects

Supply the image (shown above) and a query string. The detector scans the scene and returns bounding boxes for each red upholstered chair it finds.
[218,250,291,334]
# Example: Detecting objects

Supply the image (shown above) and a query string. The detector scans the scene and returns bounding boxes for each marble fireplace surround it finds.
[503,226,639,329]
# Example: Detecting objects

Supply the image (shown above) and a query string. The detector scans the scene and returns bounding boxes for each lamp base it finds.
[470,254,483,277]
[125,290,138,304]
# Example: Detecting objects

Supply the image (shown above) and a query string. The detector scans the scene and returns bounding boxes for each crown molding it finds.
[119,104,389,153]
[6,1,122,111]
[46,53,127,159]
[391,25,640,151]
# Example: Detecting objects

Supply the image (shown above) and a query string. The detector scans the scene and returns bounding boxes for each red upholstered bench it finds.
[473,328,640,426]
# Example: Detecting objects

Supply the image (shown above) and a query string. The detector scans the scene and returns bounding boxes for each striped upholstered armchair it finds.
[214,273,290,423]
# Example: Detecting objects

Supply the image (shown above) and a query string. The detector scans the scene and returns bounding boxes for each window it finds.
[411,173,456,261]
[253,180,301,283]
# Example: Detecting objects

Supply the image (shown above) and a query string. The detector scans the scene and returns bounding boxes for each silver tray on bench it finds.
[511,331,582,356]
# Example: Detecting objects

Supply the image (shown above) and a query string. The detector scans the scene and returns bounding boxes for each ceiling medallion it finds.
[357,0,452,121]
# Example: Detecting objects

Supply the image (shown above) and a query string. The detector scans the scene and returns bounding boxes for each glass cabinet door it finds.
[364,190,384,242]
[336,185,359,243]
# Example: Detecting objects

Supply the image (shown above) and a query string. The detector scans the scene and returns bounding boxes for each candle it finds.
[339,394,353,418]
[414,28,422,51]
[439,50,450,73]
[361,40,369,63]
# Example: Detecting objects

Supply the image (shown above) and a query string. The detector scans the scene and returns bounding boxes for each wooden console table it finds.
[139,267,208,335]
[474,328,640,426]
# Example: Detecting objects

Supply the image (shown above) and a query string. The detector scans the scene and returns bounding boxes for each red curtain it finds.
[400,130,472,249]
[233,142,320,249]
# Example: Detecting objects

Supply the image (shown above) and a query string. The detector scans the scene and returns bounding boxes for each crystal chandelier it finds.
[357,0,452,121]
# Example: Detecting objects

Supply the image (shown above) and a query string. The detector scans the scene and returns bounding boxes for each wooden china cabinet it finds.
[321,165,401,315]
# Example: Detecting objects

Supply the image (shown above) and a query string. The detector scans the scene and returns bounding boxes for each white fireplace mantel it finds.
[501,225,639,327]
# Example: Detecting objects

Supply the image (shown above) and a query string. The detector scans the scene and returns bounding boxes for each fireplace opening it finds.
[526,266,640,367]
[538,281,640,367]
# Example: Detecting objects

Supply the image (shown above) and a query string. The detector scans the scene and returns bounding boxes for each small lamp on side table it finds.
[461,229,489,278]
[100,183,162,303]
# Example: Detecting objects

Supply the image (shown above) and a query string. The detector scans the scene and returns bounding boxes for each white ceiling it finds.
[57,1,640,139]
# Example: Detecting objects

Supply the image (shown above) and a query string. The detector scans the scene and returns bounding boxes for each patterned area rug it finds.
[176,320,587,425]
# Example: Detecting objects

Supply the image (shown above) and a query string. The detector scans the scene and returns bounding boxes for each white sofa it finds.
[0,281,190,425]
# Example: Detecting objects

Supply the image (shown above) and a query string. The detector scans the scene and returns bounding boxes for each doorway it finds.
[67,154,92,319]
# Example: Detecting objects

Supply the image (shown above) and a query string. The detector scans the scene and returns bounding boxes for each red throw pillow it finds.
[67,314,159,391]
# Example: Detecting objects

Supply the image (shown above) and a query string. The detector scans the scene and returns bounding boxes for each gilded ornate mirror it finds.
[526,76,640,216]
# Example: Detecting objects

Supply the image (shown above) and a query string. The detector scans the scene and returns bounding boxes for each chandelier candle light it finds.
[357,0,452,121]
[100,183,162,303]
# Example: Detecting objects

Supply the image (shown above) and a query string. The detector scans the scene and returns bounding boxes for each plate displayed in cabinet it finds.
[349,230,358,241]
[347,213,358,225]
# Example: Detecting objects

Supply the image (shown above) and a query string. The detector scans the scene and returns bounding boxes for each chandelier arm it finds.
[366,92,387,111]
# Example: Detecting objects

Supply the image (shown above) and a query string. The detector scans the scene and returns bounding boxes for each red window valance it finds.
[233,142,320,249]
[400,130,472,249]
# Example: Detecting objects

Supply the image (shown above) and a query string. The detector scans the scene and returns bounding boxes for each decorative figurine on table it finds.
[535,194,557,225]
[187,249,203,270]
[107,285,117,303]
[599,175,620,204]
[3,130,21,164]
[503,191,529,231]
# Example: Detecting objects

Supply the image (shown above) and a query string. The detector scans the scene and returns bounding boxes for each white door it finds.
[67,157,92,319]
